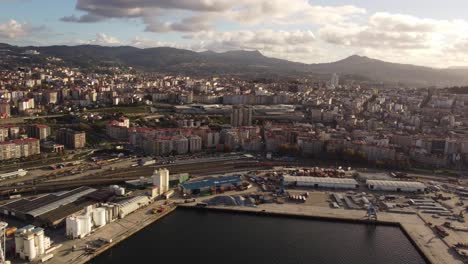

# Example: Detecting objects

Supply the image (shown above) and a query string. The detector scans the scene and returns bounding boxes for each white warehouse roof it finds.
[284,176,358,185]
[366,180,426,189]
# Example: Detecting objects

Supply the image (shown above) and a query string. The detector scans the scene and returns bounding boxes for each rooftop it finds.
[366,180,426,189]
[181,175,242,190]
[0,186,96,219]
[283,176,358,185]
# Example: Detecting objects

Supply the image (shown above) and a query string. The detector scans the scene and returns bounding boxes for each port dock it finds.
[37,200,462,264]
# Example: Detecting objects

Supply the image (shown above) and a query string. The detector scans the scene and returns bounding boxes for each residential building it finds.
[26,124,51,140]
[231,105,253,127]
[56,129,86,149]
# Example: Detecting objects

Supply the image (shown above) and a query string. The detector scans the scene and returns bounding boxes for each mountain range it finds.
[1,43,467,87]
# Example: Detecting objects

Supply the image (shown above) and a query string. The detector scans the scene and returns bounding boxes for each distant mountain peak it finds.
[340,54,372,63]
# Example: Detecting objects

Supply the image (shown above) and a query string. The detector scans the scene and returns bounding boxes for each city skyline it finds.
[1,0,468,68]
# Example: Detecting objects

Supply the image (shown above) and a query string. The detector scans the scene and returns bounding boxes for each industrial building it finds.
[283,176,359,189]
[15,225,51,261]
[180,175,242,195]
[34,199,95,228]
[366,180,427,193]
[0,186,96,222]
[125,172,189,189]
[152,168,169,195]
[114,196,150,218]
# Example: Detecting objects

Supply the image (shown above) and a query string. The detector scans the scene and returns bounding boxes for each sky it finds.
[1,0,468,68]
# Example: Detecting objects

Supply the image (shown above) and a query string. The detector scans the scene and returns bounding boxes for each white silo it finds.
[77,215,92,237]
[14,230,24,255]
[92,208,107,227]
[66,217,79,239]
[158,168,170,193]
[23,234,36,261]
[35,229,45,255]
[116,187,125,196]
[152,169,160,187]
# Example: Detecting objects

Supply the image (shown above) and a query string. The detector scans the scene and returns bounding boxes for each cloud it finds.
[230,2,365,26]
[319,12,468,50]
[84,33,122,45]
[129,36,184,49]
[62,0,365,33]
[0,19,44,39]
[144,15,213,33]
[186,29,319,62]
[60,14,104,23]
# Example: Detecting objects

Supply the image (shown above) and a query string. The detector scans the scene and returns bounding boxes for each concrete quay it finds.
[20,198,462,264]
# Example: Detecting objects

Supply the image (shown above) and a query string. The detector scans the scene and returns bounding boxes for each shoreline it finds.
[44,202,460,264]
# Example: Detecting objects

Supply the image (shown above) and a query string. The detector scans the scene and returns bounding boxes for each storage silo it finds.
[66,217,80,239]
[92,208,107,227]
[77,215,92,237]
[14,231,24,255]
[34,228,45,255]
[24,234,36,260]
[116,187,125,196]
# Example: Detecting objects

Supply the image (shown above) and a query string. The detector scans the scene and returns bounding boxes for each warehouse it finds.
[115,196,150,218]
[180,175,242,195]
[366,180,426,193]
[34,199,95,228]
[0,186,96,222]
[283,176,359,189]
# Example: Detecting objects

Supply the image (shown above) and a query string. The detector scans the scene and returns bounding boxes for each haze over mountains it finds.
[1,43,467,87]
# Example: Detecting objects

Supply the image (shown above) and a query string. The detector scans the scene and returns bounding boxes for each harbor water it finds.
[90,209,427,264]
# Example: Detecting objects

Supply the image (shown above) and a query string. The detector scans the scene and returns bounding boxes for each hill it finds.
[1,43,468,86]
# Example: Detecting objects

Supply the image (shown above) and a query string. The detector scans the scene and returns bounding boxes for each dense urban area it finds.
[0,48,466,264]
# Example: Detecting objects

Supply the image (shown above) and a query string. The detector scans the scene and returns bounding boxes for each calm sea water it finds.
[90,209,427,264]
